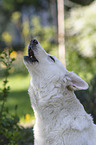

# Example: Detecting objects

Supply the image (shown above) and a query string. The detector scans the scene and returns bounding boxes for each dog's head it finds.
[23,39,66,77]
[23,39,88,91]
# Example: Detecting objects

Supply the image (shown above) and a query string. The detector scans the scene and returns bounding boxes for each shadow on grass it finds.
[6,90,34,118]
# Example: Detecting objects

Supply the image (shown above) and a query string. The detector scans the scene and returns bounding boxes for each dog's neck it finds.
[29,78,92,145]
[29,78,85,123]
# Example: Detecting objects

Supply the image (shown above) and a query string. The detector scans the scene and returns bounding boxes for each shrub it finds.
[0,49,21,144]
[0,49,34,145]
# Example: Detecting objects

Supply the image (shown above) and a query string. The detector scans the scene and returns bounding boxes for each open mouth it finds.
[28,47,39,63]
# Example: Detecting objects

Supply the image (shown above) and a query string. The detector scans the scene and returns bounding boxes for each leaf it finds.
[7,86,10,91]
[0,56,4,59]
[11,58,15,62]
[3,52,7,57]
[9,48,13,55]
[3,80,8,84]
[2,61,7,66]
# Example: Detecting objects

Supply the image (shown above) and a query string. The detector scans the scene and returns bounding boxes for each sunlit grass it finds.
[20,114,35,128]
[8,74,30,91]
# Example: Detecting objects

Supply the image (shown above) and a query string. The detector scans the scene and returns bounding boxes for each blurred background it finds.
[0,0,96,143]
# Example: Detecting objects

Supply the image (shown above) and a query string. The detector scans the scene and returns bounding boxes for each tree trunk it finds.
[57,0,66,67]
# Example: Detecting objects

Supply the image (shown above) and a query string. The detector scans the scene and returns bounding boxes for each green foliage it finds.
[65,2,96,78]
[2,0,45,12]
[87,75,96,121]
[0,49,34,144]
[76,75,96,123]
[24,16,57,54]
[0,49,14,108]
[0,49,20,144]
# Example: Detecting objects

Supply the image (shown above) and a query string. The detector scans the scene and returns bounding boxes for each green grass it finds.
[2,74,34,121]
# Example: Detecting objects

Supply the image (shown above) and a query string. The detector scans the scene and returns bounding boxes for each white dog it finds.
[23,39,96,145]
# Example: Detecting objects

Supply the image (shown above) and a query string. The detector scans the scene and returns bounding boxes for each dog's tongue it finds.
[29,48,33,56]
[29,48,34,58]
[28,42,39,62]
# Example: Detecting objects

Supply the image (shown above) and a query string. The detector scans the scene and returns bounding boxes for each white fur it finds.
[23,41,96,145]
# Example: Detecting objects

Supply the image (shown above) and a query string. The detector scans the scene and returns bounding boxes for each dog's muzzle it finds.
[24,39,39,63]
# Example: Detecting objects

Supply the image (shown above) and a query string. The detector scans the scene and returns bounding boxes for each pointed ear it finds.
[66,71,89,91]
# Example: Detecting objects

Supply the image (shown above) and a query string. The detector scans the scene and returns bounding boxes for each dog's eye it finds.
[49,56,55,62]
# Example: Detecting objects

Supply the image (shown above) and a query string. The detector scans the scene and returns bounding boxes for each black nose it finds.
[30,39,38,45]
